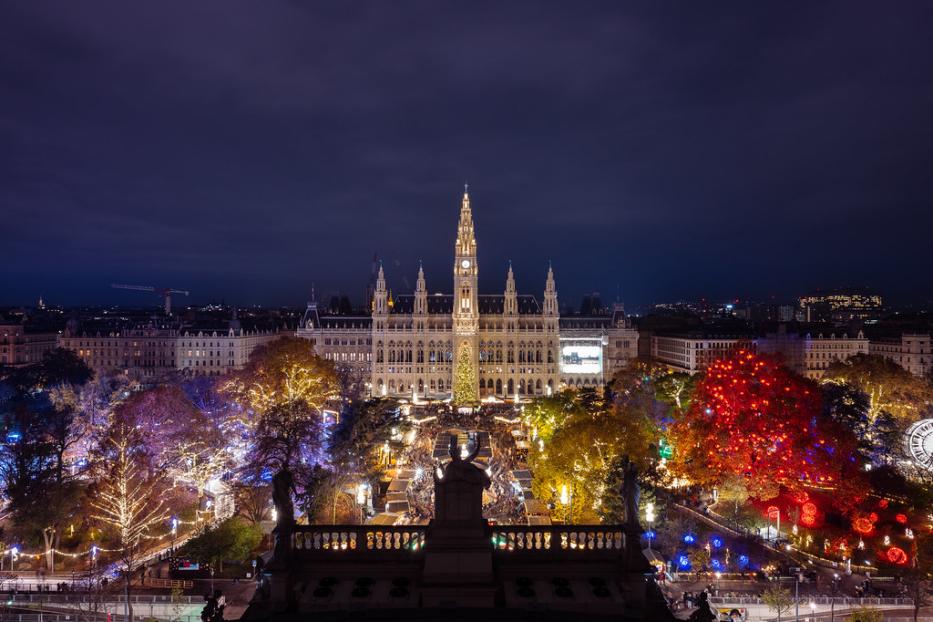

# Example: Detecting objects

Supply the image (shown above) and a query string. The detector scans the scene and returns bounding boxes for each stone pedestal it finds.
[422,442,496,607]
[264,570,292,613]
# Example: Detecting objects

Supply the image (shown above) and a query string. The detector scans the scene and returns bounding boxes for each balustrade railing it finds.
[290,525,628,559]
[292,526,426,557]
[490,526,626,557]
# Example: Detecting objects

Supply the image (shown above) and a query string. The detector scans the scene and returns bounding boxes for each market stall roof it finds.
[366,513,399,526]
[511,469,532,482]
[387,479,409,492]
[527,516,552,526]
[523,499,549,516]
[385,500,411,514]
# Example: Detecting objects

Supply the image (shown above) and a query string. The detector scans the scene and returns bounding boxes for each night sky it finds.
[3,2,933,310]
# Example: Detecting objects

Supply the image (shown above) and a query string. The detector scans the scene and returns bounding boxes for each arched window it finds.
[519,379,525,395]
[536,379,542,392]
[507,379,514,394]
[495,379,503,394]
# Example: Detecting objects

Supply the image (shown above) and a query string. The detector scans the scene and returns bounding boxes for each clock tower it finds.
[452,185,479,404]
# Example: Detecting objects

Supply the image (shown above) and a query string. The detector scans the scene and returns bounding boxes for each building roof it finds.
[389,294,542,315]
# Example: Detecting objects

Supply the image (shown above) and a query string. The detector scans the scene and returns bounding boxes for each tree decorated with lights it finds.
[452,343,478,405]
[221,337,341,416]
[91,423,168,619]
[670,350,857,499]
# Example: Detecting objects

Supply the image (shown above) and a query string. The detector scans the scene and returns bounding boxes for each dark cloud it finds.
[2,1,932,308]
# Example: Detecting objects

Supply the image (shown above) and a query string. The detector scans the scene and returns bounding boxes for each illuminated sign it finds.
[559,339,602,374]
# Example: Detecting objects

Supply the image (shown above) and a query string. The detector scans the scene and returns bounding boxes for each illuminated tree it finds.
[112,385,226,492]
[528,388,662,523]
[670,350,858,499]
[221,337,340,416]
[453,345,478,405]
[249,399,323,474]
[91,423,168,619]
[824,354,933,425]
[762,585,793,622]
[821,381,898,464]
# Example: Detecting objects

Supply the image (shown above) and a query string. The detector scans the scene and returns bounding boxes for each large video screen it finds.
[560,341,602,374]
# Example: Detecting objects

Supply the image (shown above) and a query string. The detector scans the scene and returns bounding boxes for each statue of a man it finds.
[621,455,640,529]
[270,468,295,568]
[272,468,296,527]
[443,433,491,488]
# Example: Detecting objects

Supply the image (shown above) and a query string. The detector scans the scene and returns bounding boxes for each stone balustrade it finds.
[490,526,627,557]
[291,526,426,558]
[290,525,629,561]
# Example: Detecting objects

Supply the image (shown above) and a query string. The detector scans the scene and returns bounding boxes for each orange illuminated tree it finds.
[669,350,859,500]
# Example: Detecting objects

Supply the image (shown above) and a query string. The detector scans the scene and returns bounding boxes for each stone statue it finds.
[272,468,296,527]
[622,455,640,529]
[444,433,490,488]
[433,433,490,523]
[270,468,295,568]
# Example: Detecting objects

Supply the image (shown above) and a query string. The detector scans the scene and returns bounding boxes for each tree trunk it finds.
[43,528,55,573]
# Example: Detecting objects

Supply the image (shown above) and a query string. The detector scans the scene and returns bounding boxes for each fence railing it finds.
[290,525,630,560]
[490,526,626,557]
[709,596,914,607]
[8,594,204,605]
[291,526,426,557]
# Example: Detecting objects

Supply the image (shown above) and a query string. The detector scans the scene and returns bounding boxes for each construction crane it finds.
[111,283,190,315]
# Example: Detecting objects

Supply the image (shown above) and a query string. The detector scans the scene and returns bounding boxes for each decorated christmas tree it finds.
[453,343,478,405]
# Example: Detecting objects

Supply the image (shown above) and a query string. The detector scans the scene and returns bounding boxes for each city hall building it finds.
[297,188,638,400]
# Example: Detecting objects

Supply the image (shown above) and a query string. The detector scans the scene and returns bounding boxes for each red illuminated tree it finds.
[670,350,858,500]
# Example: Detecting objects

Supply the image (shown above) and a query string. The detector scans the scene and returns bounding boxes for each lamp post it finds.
[559,483,573,524]
[809,601,816,621]
[795,572,800,622]
[356,483,368,525]
[171,517,178,556]
[830,573,839,622]
[645,502,655,552]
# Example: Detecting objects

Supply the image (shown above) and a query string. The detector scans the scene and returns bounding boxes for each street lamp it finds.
[645,503,655,552]
[356,483,368,524]
[171,517,178,555]
[794,571,801,622]
[809,601,816,621]
[830,573,839,622]
[559,483,573,523]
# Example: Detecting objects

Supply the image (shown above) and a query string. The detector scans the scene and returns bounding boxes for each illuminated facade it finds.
[297,188,638,400]
[869,333,932,377]
[60,326,279,380]
[0,324,58,367]
[755,328,869,379]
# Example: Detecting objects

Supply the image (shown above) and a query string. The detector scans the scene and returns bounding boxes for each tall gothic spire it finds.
[456,185,476,259]
[504,261,517,315]
[543,262,558,316]
[414,260,427,315]
[373,261,388,315]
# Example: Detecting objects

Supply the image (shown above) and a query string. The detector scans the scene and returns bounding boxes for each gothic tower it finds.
[452,185,479,404]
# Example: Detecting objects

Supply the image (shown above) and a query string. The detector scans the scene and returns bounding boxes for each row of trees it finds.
[525,350,933,570]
